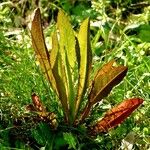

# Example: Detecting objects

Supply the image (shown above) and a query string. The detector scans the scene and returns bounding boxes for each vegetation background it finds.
[0,0,150,149]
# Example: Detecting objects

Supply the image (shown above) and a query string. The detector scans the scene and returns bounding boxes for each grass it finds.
[0,1,150,149]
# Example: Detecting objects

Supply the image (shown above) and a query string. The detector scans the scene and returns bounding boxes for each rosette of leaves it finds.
[31,8,143,135]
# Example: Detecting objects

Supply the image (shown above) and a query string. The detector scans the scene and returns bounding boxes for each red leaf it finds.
[31,93,46,112]
[90,98,143,135]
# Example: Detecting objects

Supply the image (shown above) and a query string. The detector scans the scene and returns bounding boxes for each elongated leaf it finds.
[65,51,76,123]
[89,60,128,104]
[57,10,76,69]
[50,32,59,69]
[79,60,128,123]
[75,37,80,69]
[90,98,143,135]
[31,8,57,93]
[75,18,92,119]
[56,10,77,123]
[52,51,69,122]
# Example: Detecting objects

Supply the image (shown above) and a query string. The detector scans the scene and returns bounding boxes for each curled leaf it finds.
[79,60,128,123]
[89,98,143,135]
[89,60,128,104]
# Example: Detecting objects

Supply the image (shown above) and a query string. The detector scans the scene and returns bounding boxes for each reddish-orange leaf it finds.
[90,98,143,135]
[78,60,127,123]
[25,93,58,129]
[89,60,128,104]
[31,93,46,112]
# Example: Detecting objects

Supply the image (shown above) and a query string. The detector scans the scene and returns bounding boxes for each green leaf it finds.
[57,10,76,69]
[54,132,68,150]
[138,25,150,42]
[63,132,76,149]
[31,8,57,93]
[75,18,92,119]
[57,10,77,123]
[50,32,70,121]
[64,51,76,123]
[31,123,54,146]
[75,37,80,69]
[52,51,69,122]
[50,32,59,69]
